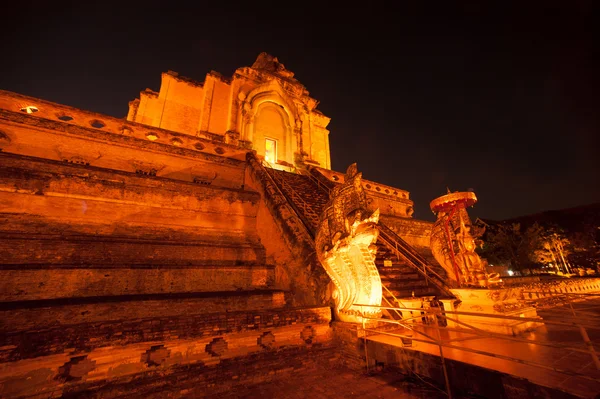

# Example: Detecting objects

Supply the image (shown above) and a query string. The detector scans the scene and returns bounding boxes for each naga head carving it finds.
[315,164,382,323]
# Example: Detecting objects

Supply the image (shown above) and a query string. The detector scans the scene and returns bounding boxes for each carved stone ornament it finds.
[430,191,500,287]
[315,163,382,323]
[252,52,295,79]
[242,109,254,125]
[56,145,101,165]
[131,160,165,176]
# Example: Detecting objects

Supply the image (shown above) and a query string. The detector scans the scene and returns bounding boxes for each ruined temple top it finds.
[251,52,295,79]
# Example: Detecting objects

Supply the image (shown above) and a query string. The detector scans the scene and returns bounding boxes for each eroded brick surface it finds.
[0,53,434,398]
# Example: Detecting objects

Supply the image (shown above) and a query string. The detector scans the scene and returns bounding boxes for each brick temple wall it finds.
[0,90,248,190]
[380,215,433,250]
[245,155,331,307]
[126,54,332,169]
[0,86,342,398]
[0,151,337,398]
[0,306,334,398]
[0,153,269,299]
[0,61,443,397]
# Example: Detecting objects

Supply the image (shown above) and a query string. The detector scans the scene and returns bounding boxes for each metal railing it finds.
[381,283,407,320]
[295,168,452,299]
[524,290,600,371]
[274,162,455,299]
[356,292,600,398]
[377,223,454,297]
[301,167,332,196]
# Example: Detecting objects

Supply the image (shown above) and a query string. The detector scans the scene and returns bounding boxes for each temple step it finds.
[0,264,276,302]
[378,267,420,277]
[389,287,441,299]
[261,165,449,308]
[263,168,330,232]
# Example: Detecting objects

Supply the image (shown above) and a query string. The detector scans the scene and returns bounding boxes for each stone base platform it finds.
[365,332,599,399]
[394,287,544,336]
[449,288,543,335]
[0,264,275,302]
[0,306,333,398]
[448,305,541,335]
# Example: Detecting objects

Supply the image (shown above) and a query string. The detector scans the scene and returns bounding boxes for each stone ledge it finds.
[0,305,331,364]
[0,212,259,243]
[0,266,276,302]
[0,152,258,206]
[0,237,265,267]
[0,100,248,165]
[1,292,294,338]
[0,290,285,312]
[0,262,275,270]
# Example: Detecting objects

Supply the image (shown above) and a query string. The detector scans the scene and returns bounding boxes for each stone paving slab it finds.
[368,297,600,398]
[202,365,447,399]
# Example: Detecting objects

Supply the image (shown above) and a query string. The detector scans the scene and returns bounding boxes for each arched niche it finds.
[253,102,291,164]
[240,82,299,166]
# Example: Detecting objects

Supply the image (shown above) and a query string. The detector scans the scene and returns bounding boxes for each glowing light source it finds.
[508,270,514,276]
[265,138,276,164]
[20,105,38,114]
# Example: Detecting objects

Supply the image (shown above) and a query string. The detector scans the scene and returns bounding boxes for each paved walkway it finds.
[198,298,600,398]
[368,297,600,398]
[203,364,447,399]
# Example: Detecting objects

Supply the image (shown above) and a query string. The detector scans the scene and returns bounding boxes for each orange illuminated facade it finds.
[0,53,439,398]
[127,53,332,170]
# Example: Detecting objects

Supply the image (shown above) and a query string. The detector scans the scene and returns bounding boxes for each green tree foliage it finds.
[537,226,572,273]
[476,203,600,274]
[478,222,547,273]
[567,223,600,270]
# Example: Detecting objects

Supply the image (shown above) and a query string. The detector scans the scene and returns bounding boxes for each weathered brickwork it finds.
[0,267,274,301]
[312,166,416,219]
[0,307,334,398]
[0,306,329,362]
[62,346,340,399]
[380,215,433,249]
[0,292,285,333]
[0,110,247,190]
[0,53,443,398]
[127,53,332,170]
[245,153,331,307]
[331,321,369,371]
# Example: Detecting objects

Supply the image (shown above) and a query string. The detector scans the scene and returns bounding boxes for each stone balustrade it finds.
[0,90,249,162]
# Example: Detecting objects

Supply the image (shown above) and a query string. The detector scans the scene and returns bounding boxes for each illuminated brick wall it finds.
[127,54,332,170]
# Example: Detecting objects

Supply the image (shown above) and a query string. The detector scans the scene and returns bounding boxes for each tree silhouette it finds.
[478,222,547,274]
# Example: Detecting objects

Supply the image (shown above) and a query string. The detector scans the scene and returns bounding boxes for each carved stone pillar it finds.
[240,106,255,144]
[225,130,240,146]
[430,191,499,287]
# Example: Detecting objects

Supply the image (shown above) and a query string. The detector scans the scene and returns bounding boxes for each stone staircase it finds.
[261,167,451,311]
[0,152,335,398]
[376,242,444,300]
[264,168,329,234]
[376,223,451,301]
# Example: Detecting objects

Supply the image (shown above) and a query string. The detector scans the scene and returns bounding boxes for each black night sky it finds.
[1,2,597,222]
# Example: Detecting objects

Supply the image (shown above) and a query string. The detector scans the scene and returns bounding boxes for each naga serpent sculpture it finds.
[315,164,382,323]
